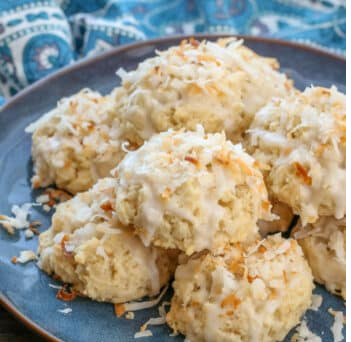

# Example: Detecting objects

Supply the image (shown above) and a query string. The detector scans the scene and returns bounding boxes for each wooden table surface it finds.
[0,305,46,342]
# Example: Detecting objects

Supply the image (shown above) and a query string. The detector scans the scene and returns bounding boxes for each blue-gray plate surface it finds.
[0,35,346,342]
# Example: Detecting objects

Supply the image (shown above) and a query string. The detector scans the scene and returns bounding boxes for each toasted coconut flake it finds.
[100,201,113,211]
[30,220,42,228]
[221,294,241,309]
[291,324,314,342]
[189,38,199,48]
[16,250,37,264]
[291,320,321,342]
[0,203,32,234]
[184,156,200,167]
[140,316,166,332]
[56,284,77,301]
[36,194,50,204]
[29,226,40,235]
[114,303,126,317]
[43,204,51,212]
[294,162,312,186]
[45,188,72,204]
[60,235,74,257]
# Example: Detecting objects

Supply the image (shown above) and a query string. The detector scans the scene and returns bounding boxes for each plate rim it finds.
[0,34,346,342]
[0,34,345,114]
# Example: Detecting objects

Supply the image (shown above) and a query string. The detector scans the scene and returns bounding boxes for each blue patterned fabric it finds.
[0,0,346,98]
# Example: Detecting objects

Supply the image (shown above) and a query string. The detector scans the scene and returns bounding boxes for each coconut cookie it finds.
[166,234,314,342]
[26,89,126,194]
[293,216,346,299]
[38,178,178,303]
[114,127,272,255]
[113,38,292,144]
[247,86,346,225]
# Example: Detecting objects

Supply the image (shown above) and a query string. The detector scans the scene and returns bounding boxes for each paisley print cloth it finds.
[0,0,346,98]
[0,1,346,341]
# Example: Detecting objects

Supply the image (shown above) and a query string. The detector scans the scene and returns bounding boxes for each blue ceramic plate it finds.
[0,35,346,342]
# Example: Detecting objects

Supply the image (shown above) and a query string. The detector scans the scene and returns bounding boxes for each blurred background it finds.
[0,0,346,101]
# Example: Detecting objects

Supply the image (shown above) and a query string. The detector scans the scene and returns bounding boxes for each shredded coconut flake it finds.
[0,203,32,234]
[16,250,37,264]
[58,308,72,315]
[141,316,166,331]
[134,330,153,338]
[36,194,50,204]
[124,285,168,312]
[329,309,345,342]
[125,312,135,320]
[309,294,323,311]
[292,320,322,342]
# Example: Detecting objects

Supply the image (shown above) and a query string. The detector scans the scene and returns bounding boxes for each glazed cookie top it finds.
[167,234,314,342]
[114,127,272,255]
[26,89,124,193]
[247,86,346,224]
[114,38,292,143]
[38,178,177,302]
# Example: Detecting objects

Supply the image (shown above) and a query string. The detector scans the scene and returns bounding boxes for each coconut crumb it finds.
[58,308,72,315]
[328,309,345,342]
[140,317,166,332]
[15,250,37,264]
[291,320,321,342]
[44,188,72,206]
[134,330,153,338]
[25,229,34,239]
[123,285,169,312]
[42,204,51,212]
[36,189,71,208]
[125,312,135,320]
[0,203,32,234]
[309,294,323,311]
